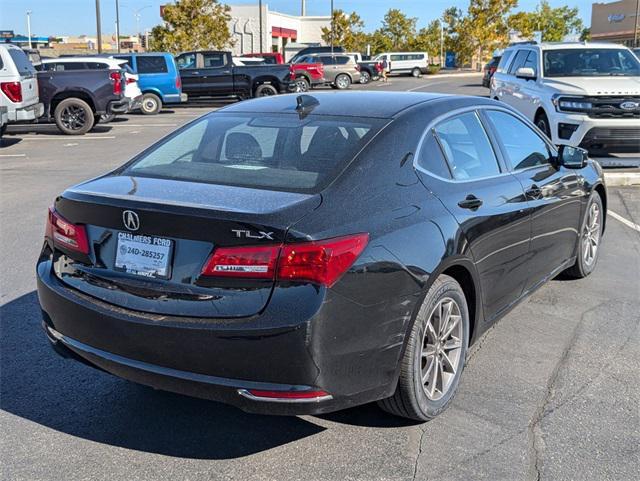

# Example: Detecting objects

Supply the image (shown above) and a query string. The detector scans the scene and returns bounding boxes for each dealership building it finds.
[226,3,330,59]
[590,0,640,47]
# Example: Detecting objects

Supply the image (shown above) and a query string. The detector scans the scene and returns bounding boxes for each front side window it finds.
[522,51,538,75]
[121,113,385,193]
[508,50,530,75]
[485,110,551,170]
[176,53,196,69]
[433,112,500,180]
[496,50,513,73]
[137,56,168,74]
[543,48,640,77]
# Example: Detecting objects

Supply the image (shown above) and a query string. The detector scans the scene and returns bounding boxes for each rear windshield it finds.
[120,113,386,193]
[543,49,640,77]
[8,48,36,75]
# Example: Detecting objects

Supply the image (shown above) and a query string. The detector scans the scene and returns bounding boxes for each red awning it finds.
[272,27,297,39]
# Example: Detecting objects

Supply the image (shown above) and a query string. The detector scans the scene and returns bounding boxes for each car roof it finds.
[220,91,462,119]
[505,42,632,52]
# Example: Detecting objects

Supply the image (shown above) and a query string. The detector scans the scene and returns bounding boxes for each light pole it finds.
[115,0,121,53]
[26,10,32,49]
[134,5,152,39]
[259,0,263,53]
[635,0,639,47]
[440,20,444,67]
[95,0,102,53]
[330,0,334,53]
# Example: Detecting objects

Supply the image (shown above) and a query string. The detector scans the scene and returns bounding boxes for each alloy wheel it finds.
[336,75,349,89]
[143,98,158,113]
[60,105,87,131]
[420,297,463,401]
[359,71,370,84]
[582,202,601,266]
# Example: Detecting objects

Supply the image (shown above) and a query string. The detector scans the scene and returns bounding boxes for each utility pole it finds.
[330,0,334,53]
[259,0,263,53]
[440,20,444,67]
[634,0,639,48]
[115,0,121,53]
[301,0,306,16]
[26,10,32,49]
[95,0,102,53]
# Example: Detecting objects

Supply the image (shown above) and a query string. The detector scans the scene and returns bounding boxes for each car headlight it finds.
[552,96,593,112]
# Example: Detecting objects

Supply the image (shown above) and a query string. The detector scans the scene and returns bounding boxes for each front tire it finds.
[54,98,94,135]
[563,193,603,279]
[535,111,551,139]
[140,93,162,115]
[334,74,351,90]
[378,274,469,421]
[359,71,371,84]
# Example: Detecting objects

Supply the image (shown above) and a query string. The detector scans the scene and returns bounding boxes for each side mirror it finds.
[515,67,536,80]
[557,145,588,169]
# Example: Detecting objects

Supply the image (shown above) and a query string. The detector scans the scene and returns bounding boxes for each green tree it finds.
[380,9,417,50]
[466,0,518,62]
[321,9,366,52]
[364,30,393,55]
[149,0,232,53]
[411,20,443,60]
[507,1,584,42]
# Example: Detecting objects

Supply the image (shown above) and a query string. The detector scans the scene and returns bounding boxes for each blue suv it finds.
[111,53,187,114]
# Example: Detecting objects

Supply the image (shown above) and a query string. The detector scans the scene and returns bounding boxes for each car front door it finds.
[175,52,201,96]
[483,108,585,291]
[504,49,534,114]
[415,110,532,322]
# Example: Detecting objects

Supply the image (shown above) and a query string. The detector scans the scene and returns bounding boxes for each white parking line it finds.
[608,210,640,233]
[20,136,116,140]
[407,80,450,92]
[107,123,177,127]
[0,154,27,157]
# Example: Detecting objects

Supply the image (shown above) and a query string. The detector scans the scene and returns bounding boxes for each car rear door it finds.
[200,52,234,95]
[415,110,531,322]
[482,108,585,291]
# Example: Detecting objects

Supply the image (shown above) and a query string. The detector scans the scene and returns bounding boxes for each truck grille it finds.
[584,96,640,119]
[580,127,640,154]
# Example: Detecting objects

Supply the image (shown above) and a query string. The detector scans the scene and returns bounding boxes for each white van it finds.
[0,44,44,125]
[373,52,429,77]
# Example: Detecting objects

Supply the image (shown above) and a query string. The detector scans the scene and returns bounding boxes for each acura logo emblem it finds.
[122,210,140,231]
[620,101,639,111]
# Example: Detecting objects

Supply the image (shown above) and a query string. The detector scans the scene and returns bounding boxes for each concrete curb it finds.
[604,172,640,186]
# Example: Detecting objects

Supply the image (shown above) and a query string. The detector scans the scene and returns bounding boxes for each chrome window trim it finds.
[413,104,558,184]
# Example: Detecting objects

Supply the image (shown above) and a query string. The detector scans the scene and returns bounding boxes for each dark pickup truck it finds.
[176,50,295,100]
[35,66,128,135]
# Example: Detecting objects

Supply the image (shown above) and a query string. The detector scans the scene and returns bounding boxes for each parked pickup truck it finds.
[243,52,326,92]
[357,60,383,84]
[36,66,128,134]
[176,50,295,99]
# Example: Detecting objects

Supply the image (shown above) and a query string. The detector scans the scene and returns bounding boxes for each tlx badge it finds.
[231,229,275,240]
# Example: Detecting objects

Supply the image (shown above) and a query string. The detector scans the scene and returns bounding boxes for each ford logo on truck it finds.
[620,101,639,111]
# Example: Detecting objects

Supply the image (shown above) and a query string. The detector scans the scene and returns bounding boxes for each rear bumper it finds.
[107,98,130,114]
[36,255,400,415]
[8,102,44,122]
[128,95,143,111]
[162,93,188,104]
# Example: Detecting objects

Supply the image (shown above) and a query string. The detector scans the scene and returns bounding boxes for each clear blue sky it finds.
[0,0,597,37]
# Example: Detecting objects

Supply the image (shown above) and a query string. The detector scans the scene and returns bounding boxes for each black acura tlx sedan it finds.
[37,92,607,421]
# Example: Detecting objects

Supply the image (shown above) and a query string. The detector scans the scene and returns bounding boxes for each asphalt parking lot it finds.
[1,74,639,481]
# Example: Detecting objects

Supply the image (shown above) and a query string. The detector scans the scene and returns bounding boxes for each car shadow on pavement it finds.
[0,291,326,459]
[0,137,22,148]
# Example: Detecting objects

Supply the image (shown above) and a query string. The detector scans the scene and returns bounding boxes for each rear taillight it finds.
[110,71,123,95]
[126,77,136,84]
[176,76,181,89]
[1,81,22,103]
[200,233,369,287]
[46,208,89,254]
[200,245,280,279]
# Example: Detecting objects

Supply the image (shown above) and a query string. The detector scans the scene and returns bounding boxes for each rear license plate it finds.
[114,232,173,279]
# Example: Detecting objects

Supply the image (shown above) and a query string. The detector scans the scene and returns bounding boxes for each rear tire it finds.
[254,84,278,97]
[294,77,310,93]
[140,93,162,115]
[378,274,469,421]
[412,67,421,78]
[335,74,351,90]
[54,98,94,135]
[563,193,603,279]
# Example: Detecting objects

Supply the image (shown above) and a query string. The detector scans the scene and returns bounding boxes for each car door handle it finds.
[525,185,542,199]
[458,195,483,210]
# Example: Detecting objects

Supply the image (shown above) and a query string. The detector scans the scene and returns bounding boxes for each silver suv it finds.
[296,53,361,89]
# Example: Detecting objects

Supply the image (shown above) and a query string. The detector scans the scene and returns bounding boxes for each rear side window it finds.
[122,114,386,193]
[335,56,350,65]
[417,132,451,179]
[202,53,225,68]
[137,56,168,74]
[319,56,335,65]
[7,48,35,75]
[433,112,500,180]
[485,110,551,170]
[85,62,109,69]
[46,62,87,71]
